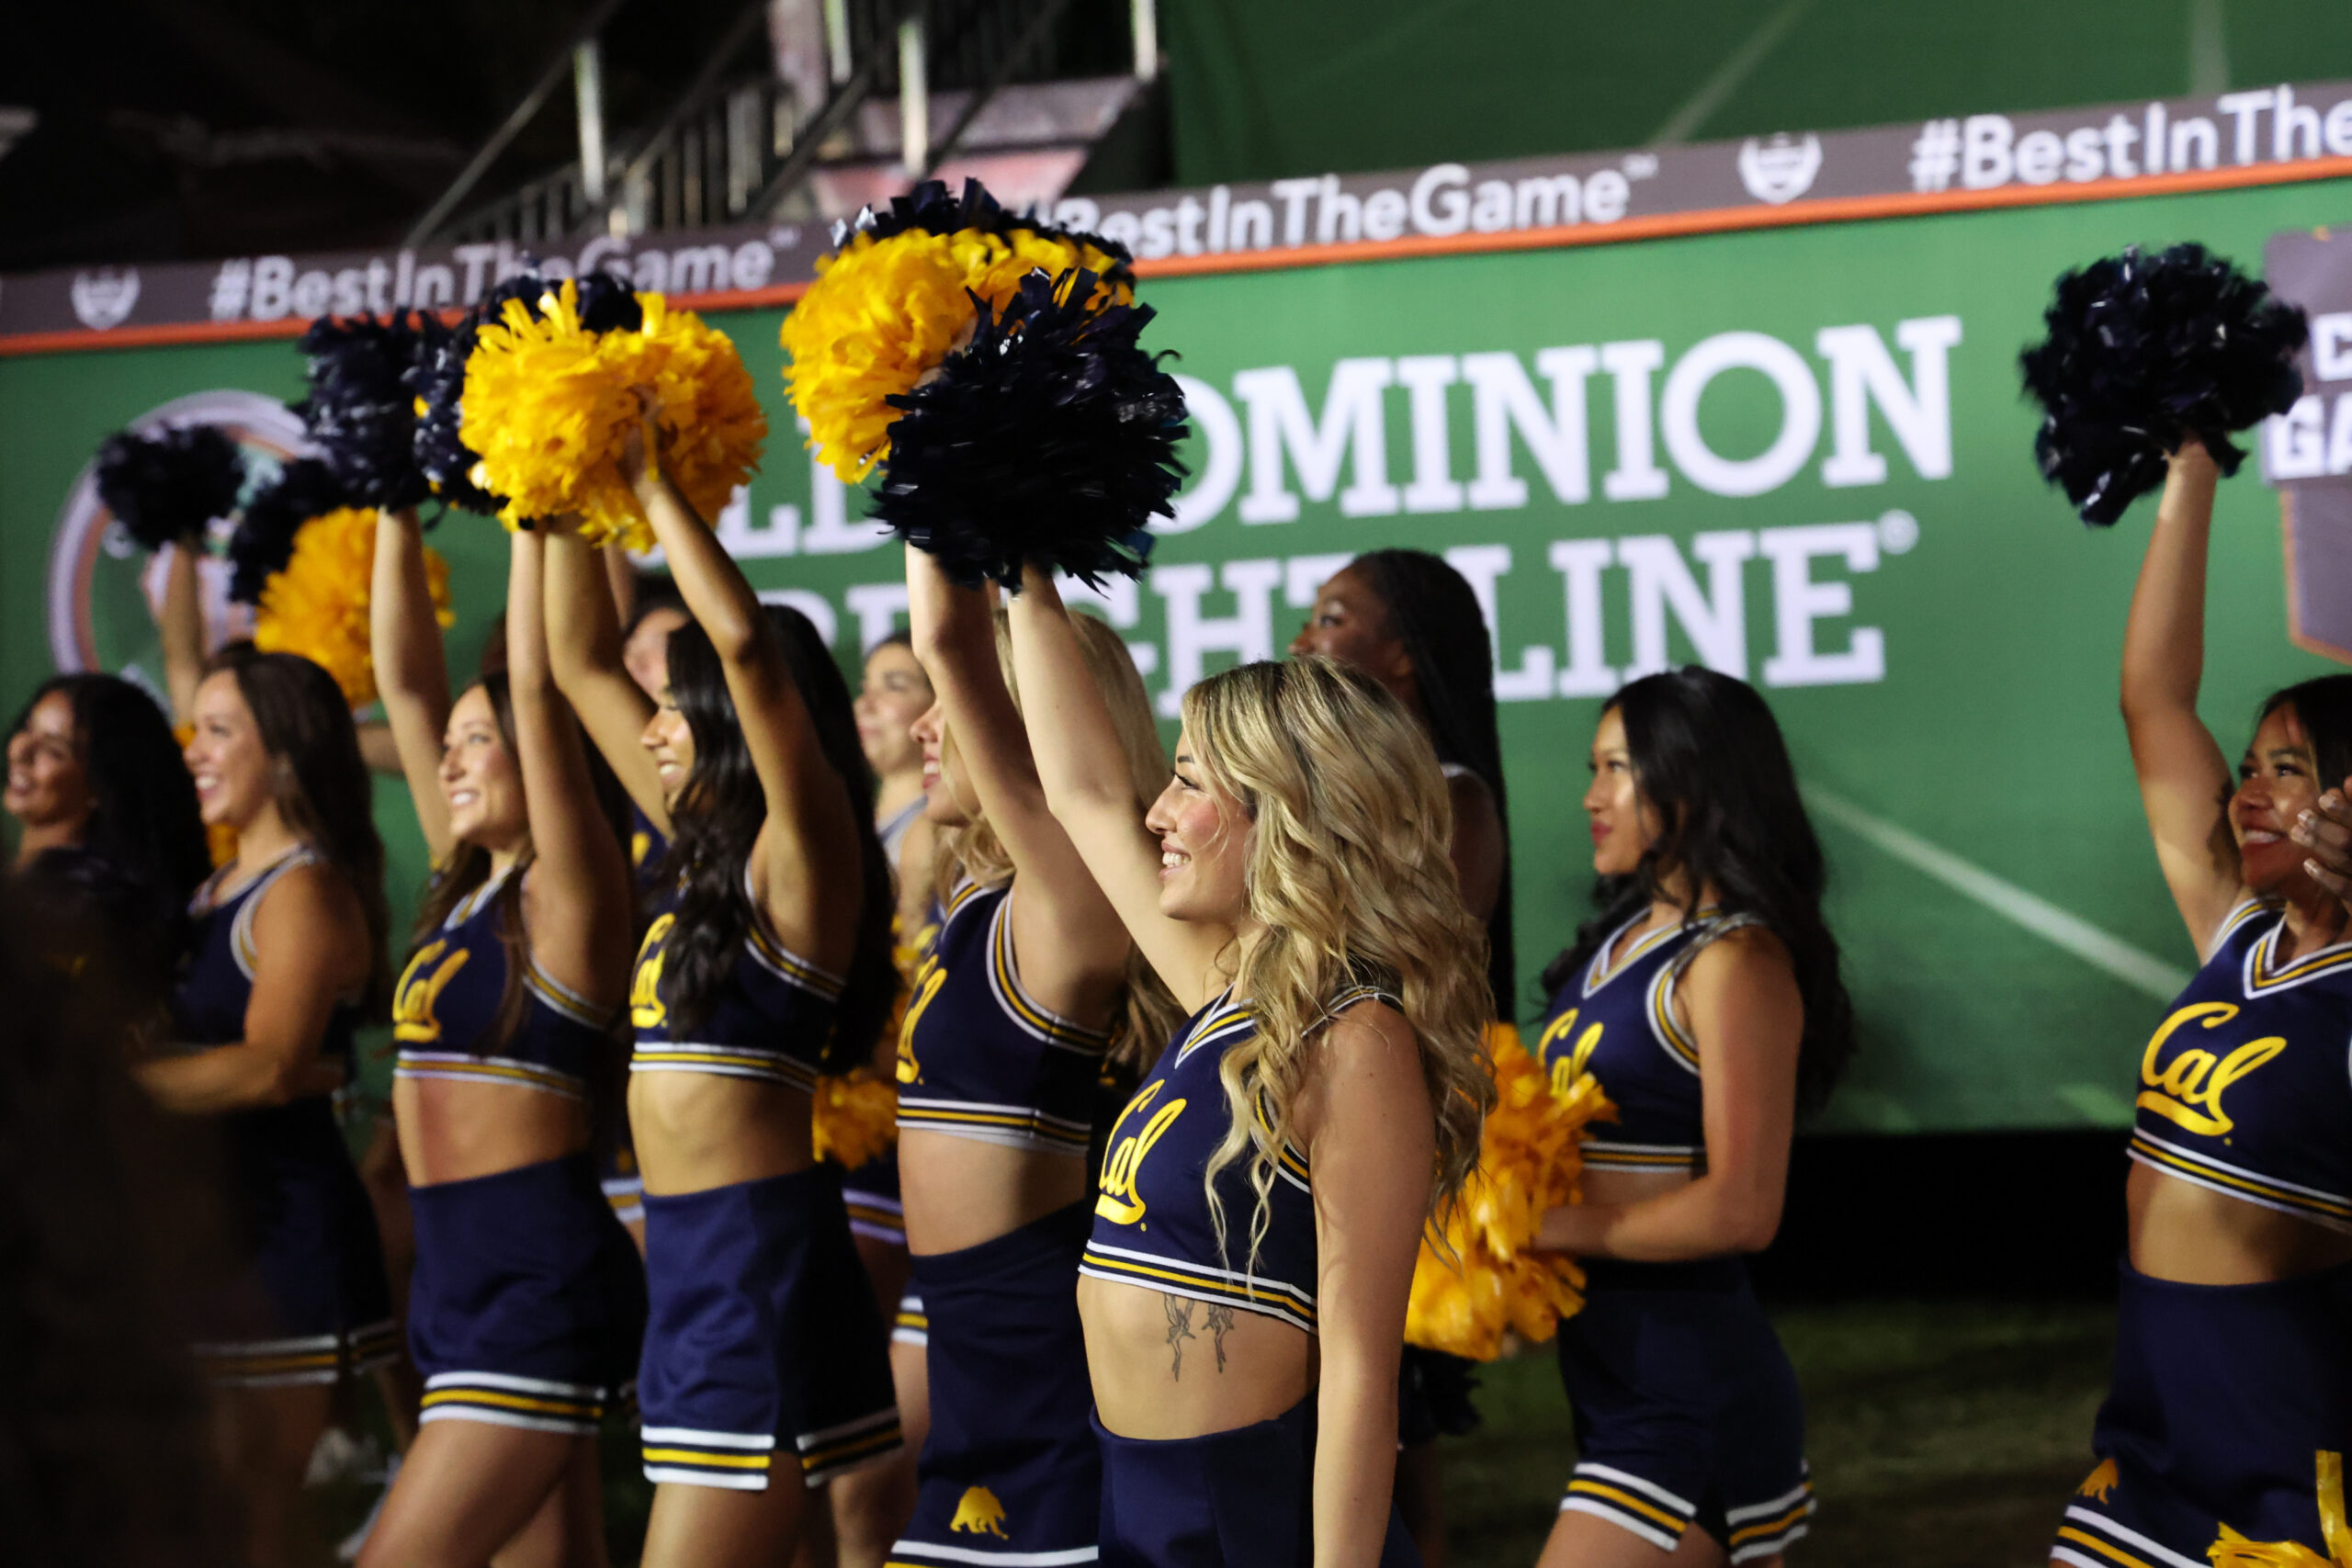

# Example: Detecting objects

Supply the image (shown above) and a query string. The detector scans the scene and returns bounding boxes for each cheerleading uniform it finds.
[2053,898,2352,1568]
[1083,988,1419,1568]
[888,878,1112,1568]
[879,796,924,872]
[600,805,670,1227]
[1532,911,1814,1564]
[388,867,644,1434]
[172,851,397,1387]
[628,873,900,1490]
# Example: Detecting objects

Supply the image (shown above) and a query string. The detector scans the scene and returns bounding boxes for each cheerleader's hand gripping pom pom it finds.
[295,311,436,512]
[1406,1023,1615,1361]
[253,507,453,709]
[870,267,1185,590]
[783,175,1136,483]
[2020,242,2308,525]
[94,424,246,553]
[229,457,351,605]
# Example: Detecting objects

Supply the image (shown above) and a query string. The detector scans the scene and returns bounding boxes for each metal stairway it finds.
[411,0,1158,248]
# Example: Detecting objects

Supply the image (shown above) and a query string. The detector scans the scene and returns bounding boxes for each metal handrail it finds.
[406,0,634,245]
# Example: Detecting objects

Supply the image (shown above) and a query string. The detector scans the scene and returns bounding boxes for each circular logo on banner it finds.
[46,391,307,699]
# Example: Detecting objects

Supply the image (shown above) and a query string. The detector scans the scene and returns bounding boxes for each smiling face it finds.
[1583,705,1659,878]
[1144,726,1251,924]
[624,605,691,702]
[440,684,526,852]
[906,698,975,826]
[1289,567,1414,705]
[184,670,276,829]
[639,683,697,807]
[2234,704,2328,895]
[856,642,932,784]
[5,690,94,838]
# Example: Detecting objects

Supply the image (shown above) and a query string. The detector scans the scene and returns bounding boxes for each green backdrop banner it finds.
[7,178,2348,1132]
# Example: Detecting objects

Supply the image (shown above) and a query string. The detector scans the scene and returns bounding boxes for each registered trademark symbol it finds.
[1877,509,1919,555]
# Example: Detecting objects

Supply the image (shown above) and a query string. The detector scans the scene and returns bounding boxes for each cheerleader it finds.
[861,630,934,868]
[7,672,209,944]
[546,410,900,1568]
[1008,567,1490,1568]
[821,627,939,1568]
[138,648,397,1568]
[1529,667,1850,1568]
[351,514,644,1567]
[1291,550,1512,1567]
[885,547,1175,1568]
[2048,442,2352,1566]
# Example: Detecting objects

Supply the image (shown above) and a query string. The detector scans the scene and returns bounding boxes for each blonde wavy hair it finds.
[932,609,1183,1066]
[1182,656,1495,1270]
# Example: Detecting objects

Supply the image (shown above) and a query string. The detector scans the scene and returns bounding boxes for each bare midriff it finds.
[2127,1163,2352,1285]
[394,1075,589,1189]
[898,1128,1090,1257]
[1079,1272,1317,1439]
[628,1072,814,1195]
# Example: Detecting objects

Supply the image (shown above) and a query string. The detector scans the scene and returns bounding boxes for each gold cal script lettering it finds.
[2136,1001,2286,1138]
[631,915,675,1031]
[1537,1007,1604,1101]
[897,955,946,1084]
[393,941,469,1043]
[1096,1081,1186,1225]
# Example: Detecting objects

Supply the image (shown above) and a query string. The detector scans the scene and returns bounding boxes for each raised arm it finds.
[1538,929,1799,1262]
[158,535,206,726]
[545,522,668,834]
[620,419,860,969]
[136,864,369,1112]
[906,547,1128,1018]
[507,530,634,1007]
[1005,564,1226,1008]
[2120,441,2242,951]
[370,506,456,862]
[1297,1002,1430,1568]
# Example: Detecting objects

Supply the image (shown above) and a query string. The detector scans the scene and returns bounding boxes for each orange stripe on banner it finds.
[7,155,2352,358]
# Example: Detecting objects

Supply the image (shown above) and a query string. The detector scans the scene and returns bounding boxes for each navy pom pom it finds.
[409,263,643,519]
[2020,243,2309,525]
[93,424,245,552]
[835,176,1136,288]
[870,267,1187,590]
[294,311,435,512]
[229,457,348,604]
[839,175,1007,246]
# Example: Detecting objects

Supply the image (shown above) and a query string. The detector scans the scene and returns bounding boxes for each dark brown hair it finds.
[207,649,390,1015]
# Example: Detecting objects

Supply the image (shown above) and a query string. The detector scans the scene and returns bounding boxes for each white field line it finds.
[1803,785,2191,1004]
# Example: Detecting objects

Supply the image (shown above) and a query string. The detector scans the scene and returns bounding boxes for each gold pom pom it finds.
[253,508,453,710]
[462,283,768,551]
[1405,1022,1617,1361]
[461,282,640,540]
[622,293,769,527]
[811,1066,899,1169]
[781,227,1136,484]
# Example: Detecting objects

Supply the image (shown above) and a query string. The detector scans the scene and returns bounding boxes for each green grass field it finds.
[1441,1300,2112,1568]
[313,1298,2113,1566]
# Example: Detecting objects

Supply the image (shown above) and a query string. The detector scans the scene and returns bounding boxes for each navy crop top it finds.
[628,868,843,1093]
[1080,986,1397,1334]
[172,849,358,1069]
[628,804,668,895]
[390,866,615,1101]
[1535,908,1747,1175]
[896,879,1111,1155]
[2127,898,2352,1231]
